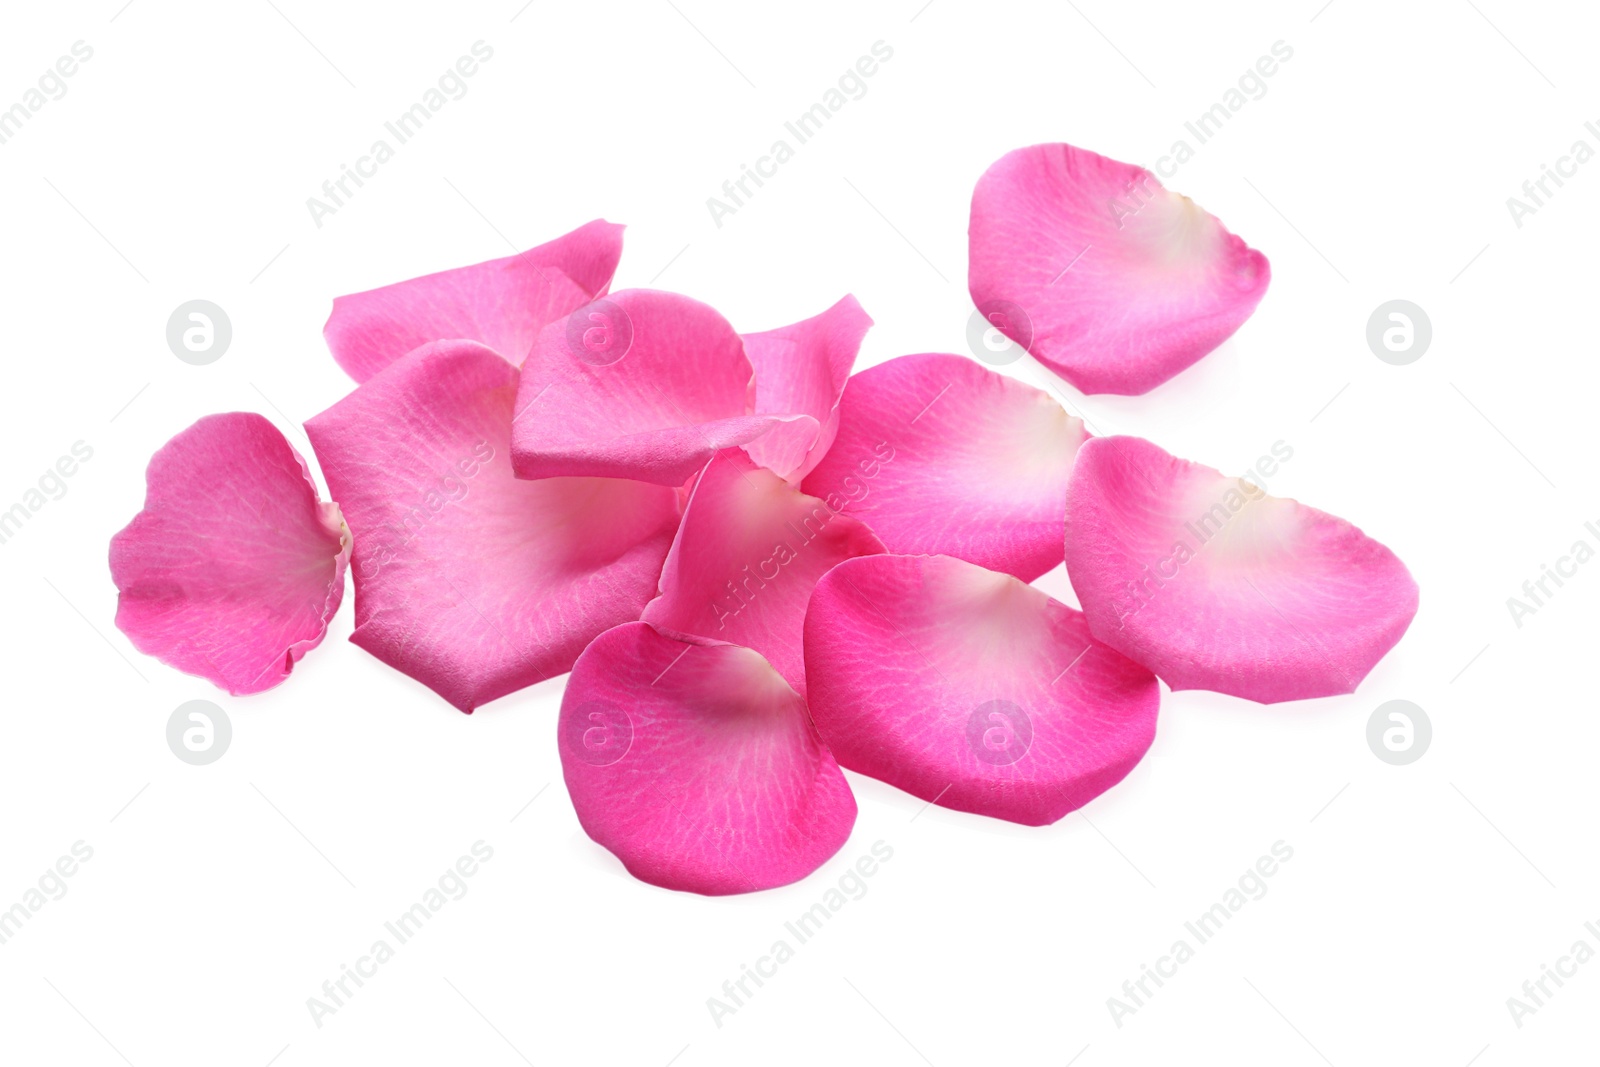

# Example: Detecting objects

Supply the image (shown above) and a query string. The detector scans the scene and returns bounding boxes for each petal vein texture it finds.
[969,143,1269,395]
[803,353,1088,581]
[1063,435,1419,702]
[306,339,679,711]
[560,622,856,895]
[324,218,624,381]
[644,449,885,694]
[805,554,1159,825]
[110,412,350,695]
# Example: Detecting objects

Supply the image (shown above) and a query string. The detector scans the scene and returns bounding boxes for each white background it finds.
[1,0,1595,1063]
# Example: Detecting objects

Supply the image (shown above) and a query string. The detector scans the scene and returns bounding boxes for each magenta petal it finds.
[643,450,885,693]
[511,288,803,486]
[805,554,1159,825]
[1065,436,1419,703]
[969,143,1269,395]
[324,219,623,382]
[305,339,679,712]
[741,295,873,481]
[802,353,1088,582]
[109,413,350,695]
[560,622,856,895]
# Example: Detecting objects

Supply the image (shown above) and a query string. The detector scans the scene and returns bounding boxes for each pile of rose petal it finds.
[110,143,1417,895]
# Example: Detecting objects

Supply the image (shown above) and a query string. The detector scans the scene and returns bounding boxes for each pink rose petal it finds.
[560,622,856,895]
[324,219,623,382]
[804,554,1159,826]
[1064,435,1419,703]
[110,413,350,695]
[741,294,873,482]
[969,142,1270,395]
[802,353,1089,581]
[643,449,885,693]
[511,288,813,486]
[305,339,679,712]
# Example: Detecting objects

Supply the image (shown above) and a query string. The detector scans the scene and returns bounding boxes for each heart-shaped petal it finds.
[560,622,856,895]
[804,554,1159,826]
[803,353,1088,581]
[305,339,679,712]
[969,143,1269,395]
[511,289,814,486]
[324,218,623,382]
[1064,435,1419,703]
[110,413,350,695]
[643,449,885,693]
